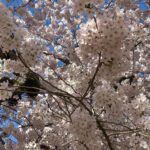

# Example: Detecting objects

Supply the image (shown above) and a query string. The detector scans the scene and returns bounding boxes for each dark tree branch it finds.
[96,117,114,150]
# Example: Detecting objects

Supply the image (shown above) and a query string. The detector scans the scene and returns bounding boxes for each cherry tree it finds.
[0,0,150,149]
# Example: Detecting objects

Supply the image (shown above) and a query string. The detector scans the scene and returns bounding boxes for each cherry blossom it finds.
[0,0,150,150]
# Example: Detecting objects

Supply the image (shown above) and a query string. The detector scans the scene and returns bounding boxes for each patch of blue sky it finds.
[18,118,25,127]
[53,0,58,3]
[48,44,55,52]
[13,110,18,116]
[80,12,89,23]
[0,0,7,5]
[0,119,10,128]
[3,117,19,127]
[0,108,6,115]
[0,0,23,8]
[27,5,36,16]
[9,0,22,8]
[57,60,64,68]
[11,120,20,128]
[45,18,51,26]
[138,72,147,78]
[7,134,18,144]
[139,0,149,11]
[12,121,20,128]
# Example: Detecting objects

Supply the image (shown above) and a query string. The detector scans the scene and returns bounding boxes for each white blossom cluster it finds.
[77,10,132,80]
[93,81,126,122]
[93,81,120,109]
[0,0,150,150]
[4,59,26,73]
[0,4,22,52]
[0,81,14,100]
[78,13,128,58]
[69,108,102,150]
[70,0,103,16]
[19,37,43,67]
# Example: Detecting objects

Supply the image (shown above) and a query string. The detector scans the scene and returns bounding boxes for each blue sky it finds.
[1,0,149,11]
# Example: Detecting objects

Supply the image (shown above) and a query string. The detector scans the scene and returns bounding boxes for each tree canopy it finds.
[0,0,150,149]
